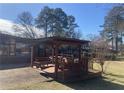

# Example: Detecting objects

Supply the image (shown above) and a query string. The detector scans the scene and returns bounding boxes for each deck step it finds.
[59,72,101,83]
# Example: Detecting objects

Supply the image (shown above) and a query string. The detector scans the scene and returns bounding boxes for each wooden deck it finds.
[40,66,101,82]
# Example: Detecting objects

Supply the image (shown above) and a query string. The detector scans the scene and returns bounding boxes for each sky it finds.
[0,3,117,39]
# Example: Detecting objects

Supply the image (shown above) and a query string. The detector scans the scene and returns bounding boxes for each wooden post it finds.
[8,41,10,56]
[52,46,55,64]
[31,46,34,67]
[79,44,81,63]
[44,44,47,57]
[85,43,89,72]
[14,41,16,56]
[78,44,81,69]
[54,44,59,79]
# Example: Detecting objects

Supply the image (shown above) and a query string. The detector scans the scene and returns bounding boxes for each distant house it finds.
[0,33,32,64]
[0,19,45,64]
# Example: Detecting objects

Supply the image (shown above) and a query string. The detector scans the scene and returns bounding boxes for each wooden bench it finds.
[33,57,52,69]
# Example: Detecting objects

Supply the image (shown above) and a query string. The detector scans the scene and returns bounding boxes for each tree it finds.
[35,6,80,38]
[87,34,109,73]
[13,11,38,39]
[102,5,124,53]
[66,15,79,38]
[35,6,54,38]
[50,8,68,37]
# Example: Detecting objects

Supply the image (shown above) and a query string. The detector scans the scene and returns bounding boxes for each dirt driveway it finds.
[0,64,72,90]
[0,66,47,89]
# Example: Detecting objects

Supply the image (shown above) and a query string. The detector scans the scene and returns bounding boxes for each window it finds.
[0,39,16,56]
[0,44,9,56]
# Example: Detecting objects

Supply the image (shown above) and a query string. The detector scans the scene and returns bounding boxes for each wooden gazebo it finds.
[31,37,101,82]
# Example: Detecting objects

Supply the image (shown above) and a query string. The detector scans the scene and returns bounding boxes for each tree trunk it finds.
[112,37,114,50]
[100,61,104,73]
[115,36,118,53]
[45,20,47,38]
[101,65,104,73]
[120,32,123,55]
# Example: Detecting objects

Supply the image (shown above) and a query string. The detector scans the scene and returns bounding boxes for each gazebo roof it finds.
[0,33,90,45]
[33,36,90,45]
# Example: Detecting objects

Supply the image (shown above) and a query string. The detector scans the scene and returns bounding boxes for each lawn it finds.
[94,61,124,86]
[0,61,124,90]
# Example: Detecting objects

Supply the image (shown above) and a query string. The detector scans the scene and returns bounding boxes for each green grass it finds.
[94,61,124,85]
